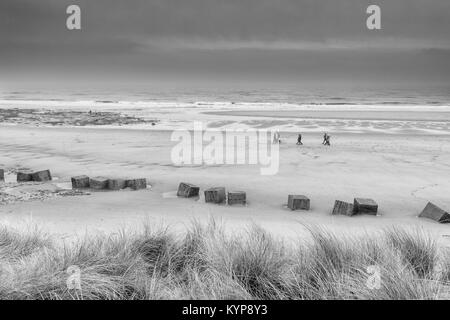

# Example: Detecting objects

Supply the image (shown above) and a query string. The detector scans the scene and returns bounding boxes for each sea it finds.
[0,84,449,134]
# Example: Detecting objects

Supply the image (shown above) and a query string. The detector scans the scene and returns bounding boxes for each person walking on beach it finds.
[273,130,281,144]
[324,134,331,146]
[322,132,328,145]
[296,133,303,145]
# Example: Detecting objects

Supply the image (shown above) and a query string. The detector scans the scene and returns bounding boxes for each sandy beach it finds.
[0,104,449,244]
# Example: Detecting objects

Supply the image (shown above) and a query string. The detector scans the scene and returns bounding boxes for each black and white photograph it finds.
[1,0,450,306]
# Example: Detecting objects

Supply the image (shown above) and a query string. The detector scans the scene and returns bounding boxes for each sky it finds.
[1,0,450,91]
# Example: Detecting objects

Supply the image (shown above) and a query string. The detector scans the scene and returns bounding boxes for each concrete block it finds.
[126,178,147,190]
[107,178,126,190]
[71,175,90,189]
[353,198,378,215]
[31,170,52,182]
[89,177,109,190]
[419,202,450,223]
[332,200,354,216]
[177,182,200,198]
[288,195,310,210]
[204,187,226,204]
[17,171,33,182]
[228,191,246,205]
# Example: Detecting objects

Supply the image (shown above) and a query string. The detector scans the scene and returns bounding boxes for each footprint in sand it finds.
[410,183,439,200]
[301,151,320,160]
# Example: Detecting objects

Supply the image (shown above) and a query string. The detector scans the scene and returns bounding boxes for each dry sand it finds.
[0,116,449,244]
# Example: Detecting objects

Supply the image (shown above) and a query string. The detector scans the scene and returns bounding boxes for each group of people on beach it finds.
[273,131,331,146]
[297,133,330,146]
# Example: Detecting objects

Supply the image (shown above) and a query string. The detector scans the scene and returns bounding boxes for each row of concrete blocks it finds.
[177,183,246,205]
[185,184,446,222]
[3,169,448,223]
[308,197,450,224]
[0,169,52,182]
[331,198,379,216]
[287,196,379,216]
[71,175,147,191]
[14,169,52,182]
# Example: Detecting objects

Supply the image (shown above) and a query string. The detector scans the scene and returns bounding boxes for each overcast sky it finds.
[1,0,450,90]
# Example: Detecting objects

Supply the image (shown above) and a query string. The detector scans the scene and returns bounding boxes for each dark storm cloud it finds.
[2,0,449,48]
[1,0,450,85]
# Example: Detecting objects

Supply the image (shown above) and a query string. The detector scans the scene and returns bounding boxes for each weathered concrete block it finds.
[419,202,450,223]
[228,191,246,205]
[353,198,378,215]
[89,177,109,190]
[0,169,4,182]
[31,170,52,182]
[177,182,200,198]
[332,200,354,216]
[17,171,33,182]
[288,195,310,210]
[204,187,226,204]
[107,179,126,190]
[71,175,90,189]
[126,178,147,190]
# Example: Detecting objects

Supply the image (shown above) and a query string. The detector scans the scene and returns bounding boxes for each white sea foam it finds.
[0,98,449,134]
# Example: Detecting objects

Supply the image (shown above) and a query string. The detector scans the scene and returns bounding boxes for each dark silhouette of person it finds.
[273,130,281,144]
[322,132,328,145]
[296,134,303,145]
[325,135,331,146]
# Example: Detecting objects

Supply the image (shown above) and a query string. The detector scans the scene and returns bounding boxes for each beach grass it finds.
[0,220,449,300]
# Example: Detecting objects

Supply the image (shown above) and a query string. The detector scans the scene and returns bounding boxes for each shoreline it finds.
[0,101,448,135]
[1,122,450,137]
